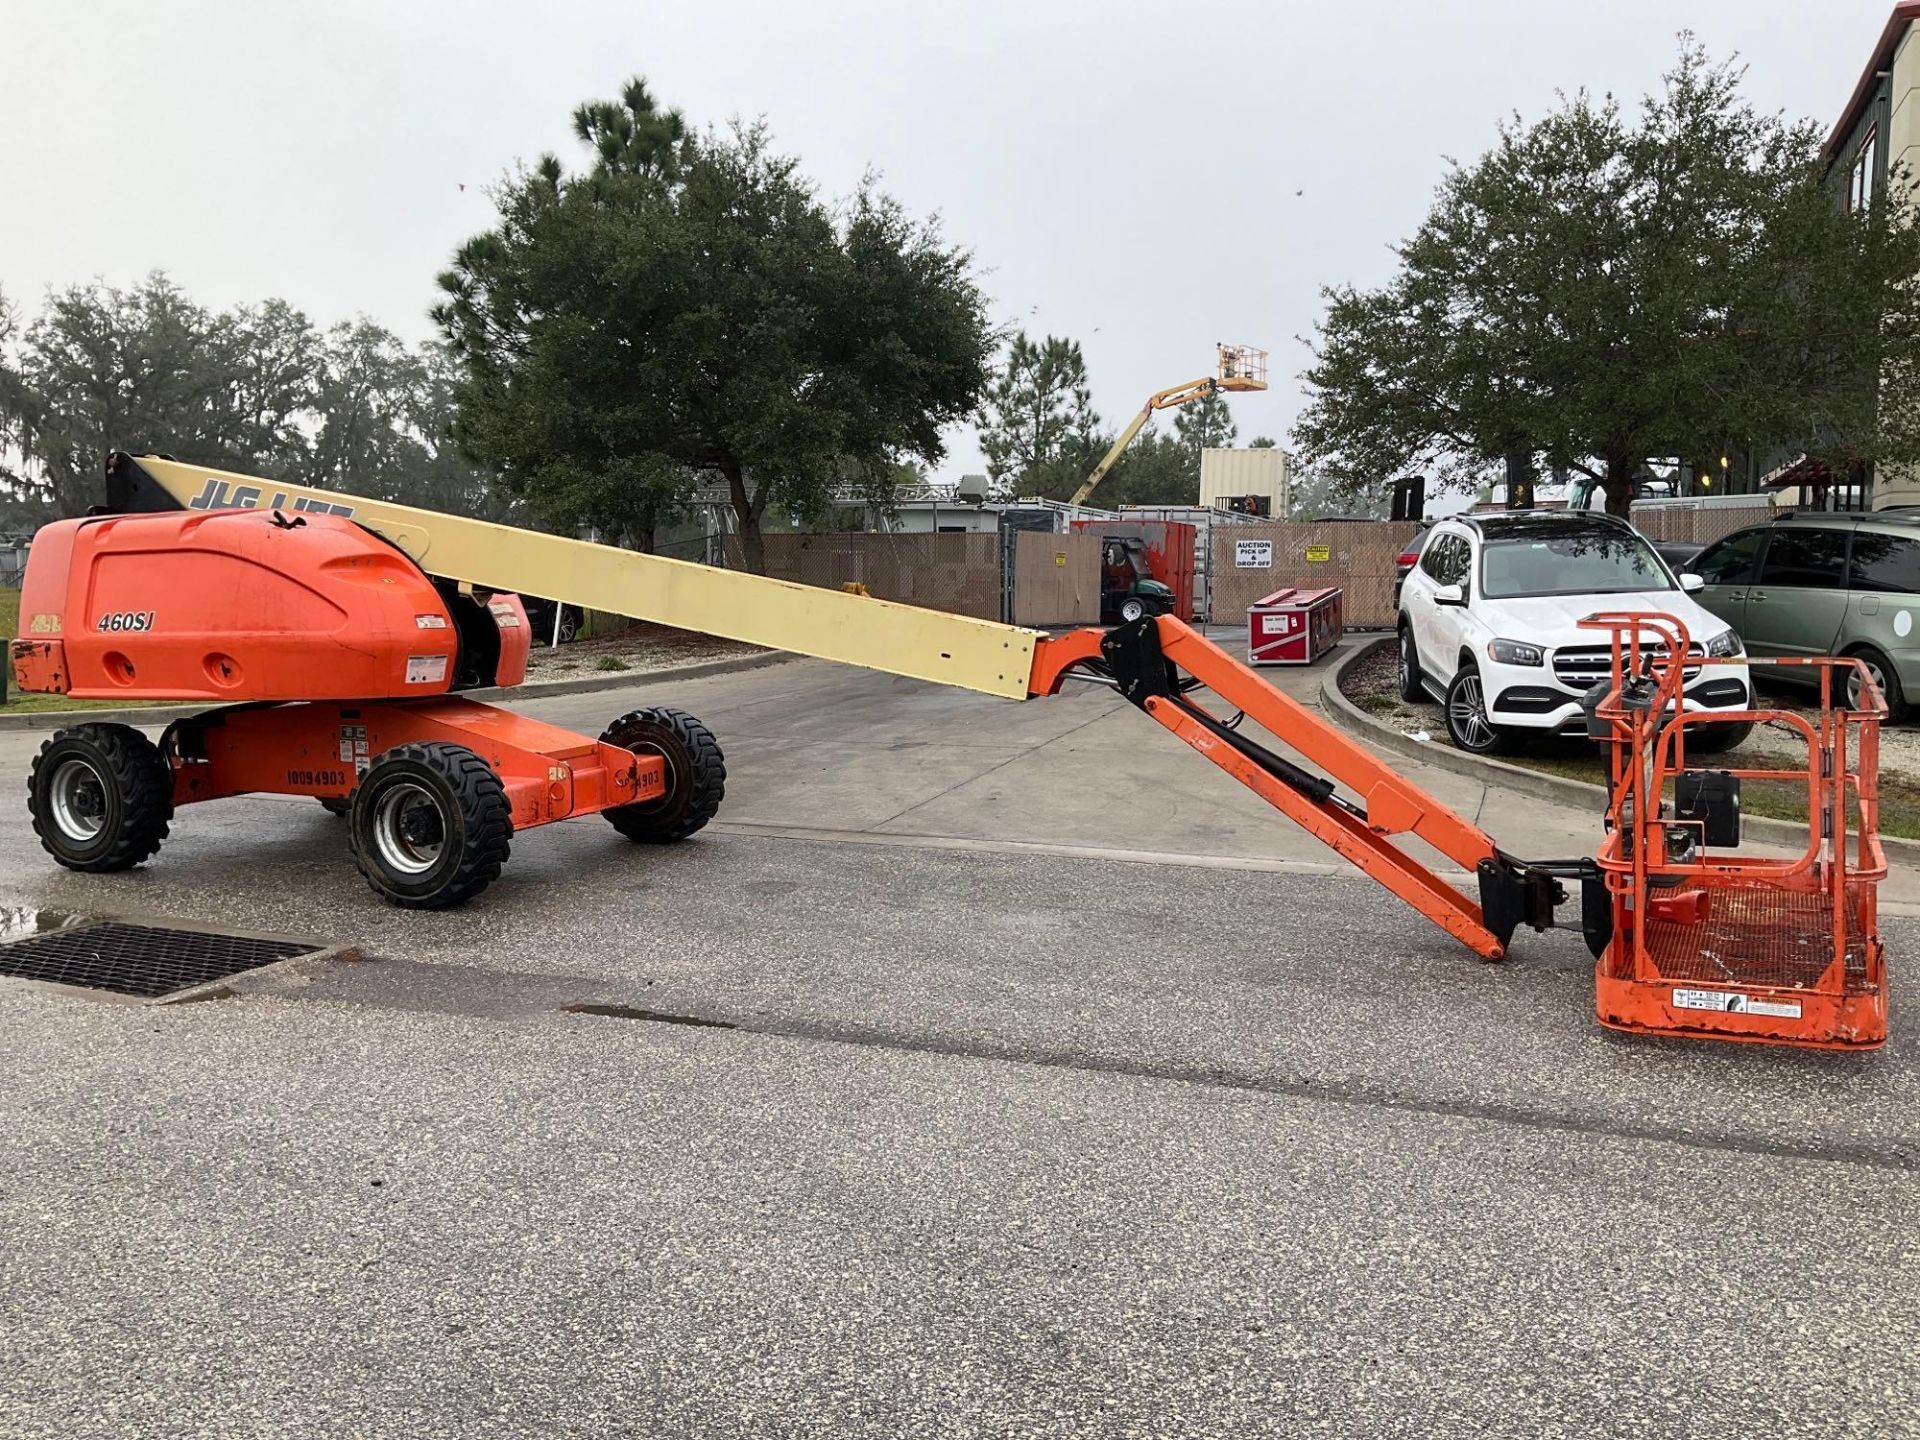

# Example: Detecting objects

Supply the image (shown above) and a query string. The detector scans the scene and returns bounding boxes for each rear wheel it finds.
[1845,645,1908,723]
[1396,624,1427,702]
[600,707,726,843]
[28,724,173,872]
[349,742,511,908]
[1444,662,1514,755]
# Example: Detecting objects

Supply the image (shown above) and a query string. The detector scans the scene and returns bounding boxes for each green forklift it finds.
[1100,536,1177,624]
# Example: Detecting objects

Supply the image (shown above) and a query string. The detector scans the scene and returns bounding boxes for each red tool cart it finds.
[1248,586,1343,666]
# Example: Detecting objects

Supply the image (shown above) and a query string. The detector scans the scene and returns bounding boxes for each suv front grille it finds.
[1551,643,1702,690]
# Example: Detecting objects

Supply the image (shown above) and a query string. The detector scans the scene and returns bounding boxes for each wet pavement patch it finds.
[0,916,326,1001]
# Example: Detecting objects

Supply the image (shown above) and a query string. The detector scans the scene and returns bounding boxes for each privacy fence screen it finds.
[1209,521,1421,629]
[721,531,1100,627]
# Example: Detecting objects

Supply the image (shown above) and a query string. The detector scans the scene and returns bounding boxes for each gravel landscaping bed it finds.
[524,622,766,681]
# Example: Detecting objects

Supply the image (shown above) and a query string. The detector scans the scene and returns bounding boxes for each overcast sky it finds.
[0,0,1897,478]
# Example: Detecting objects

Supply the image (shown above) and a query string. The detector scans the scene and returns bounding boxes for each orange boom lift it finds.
[6,454,1889,1049]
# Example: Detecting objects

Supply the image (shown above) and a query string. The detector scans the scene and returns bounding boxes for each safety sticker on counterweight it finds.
[406,655,449,684]
[1672,987,1802,1019]
[338,724,371,777]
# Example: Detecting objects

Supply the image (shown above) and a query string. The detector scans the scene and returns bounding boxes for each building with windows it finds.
[1825,2,1920,217]
[1820,2,1920,508]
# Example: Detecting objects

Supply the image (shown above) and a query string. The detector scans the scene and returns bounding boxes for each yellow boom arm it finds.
[1065,344,1269,508]
[1067,375,1218,507]
[109,455,1041,700]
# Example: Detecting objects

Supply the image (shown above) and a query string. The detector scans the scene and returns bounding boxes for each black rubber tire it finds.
[1689,720,1753,754]
[1844,645,1908,724]
[318,796,352,817]
[1118,597,1147,624]
[1443,662,1514,755]
[1396,624,1427,703]
[28,723,173,872]
[600,707,726,843]
[349,742,511,909]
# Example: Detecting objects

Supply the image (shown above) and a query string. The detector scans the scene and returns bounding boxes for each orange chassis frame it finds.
[164,698,668,832]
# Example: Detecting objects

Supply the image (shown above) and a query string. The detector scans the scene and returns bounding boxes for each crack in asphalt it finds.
[155,943,1920,1176]
[565,1000,1917,1175]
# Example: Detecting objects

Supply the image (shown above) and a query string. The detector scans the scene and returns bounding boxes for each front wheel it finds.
[350,742,512,909]
[600,707,726,843]
[1444,663,1513,755]
[1118,597,1147,624]
[28,723,174,871]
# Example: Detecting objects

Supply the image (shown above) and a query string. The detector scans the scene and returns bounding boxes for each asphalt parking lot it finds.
[1,654,1915,1439]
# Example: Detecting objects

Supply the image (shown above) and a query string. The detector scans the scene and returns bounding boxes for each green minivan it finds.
[1685,512,1920,722]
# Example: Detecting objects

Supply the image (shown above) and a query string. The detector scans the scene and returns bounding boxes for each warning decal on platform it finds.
[1672,987,1803,1019]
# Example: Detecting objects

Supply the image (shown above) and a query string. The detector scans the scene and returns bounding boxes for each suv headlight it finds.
[1488,638,1545,666]
[1705,629,1744,657]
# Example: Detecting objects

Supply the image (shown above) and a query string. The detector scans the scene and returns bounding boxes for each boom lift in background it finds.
[5,453,1889,1050]
[1067,344,1268,507]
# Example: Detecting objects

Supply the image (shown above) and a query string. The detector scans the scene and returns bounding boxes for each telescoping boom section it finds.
[101,454,1567,956]
[109,455,1042,701]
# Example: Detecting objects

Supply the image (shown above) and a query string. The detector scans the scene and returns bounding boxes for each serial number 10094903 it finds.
[286,769,348,788]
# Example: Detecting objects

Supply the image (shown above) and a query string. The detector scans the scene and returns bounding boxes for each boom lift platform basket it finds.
[1582,613,1887,1049]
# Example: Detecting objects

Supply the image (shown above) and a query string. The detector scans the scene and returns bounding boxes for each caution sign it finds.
[1306,544,1331,563]
[1235,540,1274,569]
[1055,551,1067,567]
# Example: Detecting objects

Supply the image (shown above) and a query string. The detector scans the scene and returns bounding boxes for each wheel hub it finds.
[48,758,108,841]
[1450,675,1494,750]
[617,738,679,815]
[373,783,447,875]
[1848,663,1885,710]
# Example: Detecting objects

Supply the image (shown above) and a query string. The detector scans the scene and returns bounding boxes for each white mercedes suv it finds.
[1396,512,1752,754]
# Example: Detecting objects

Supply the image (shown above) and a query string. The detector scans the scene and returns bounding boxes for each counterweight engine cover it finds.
[11,509,473,702]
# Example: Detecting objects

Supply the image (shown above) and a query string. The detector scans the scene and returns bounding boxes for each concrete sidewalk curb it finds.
[1319,636,1920,864]
[0,649,792,733]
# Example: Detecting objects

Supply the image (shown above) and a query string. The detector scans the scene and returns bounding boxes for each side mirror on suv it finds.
[1433,583,1467,608]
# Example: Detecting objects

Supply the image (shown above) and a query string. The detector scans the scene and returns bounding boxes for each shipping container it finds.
[1200,448,1290,514]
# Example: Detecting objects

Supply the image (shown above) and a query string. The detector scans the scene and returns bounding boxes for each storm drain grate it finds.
[0,922,323,999]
